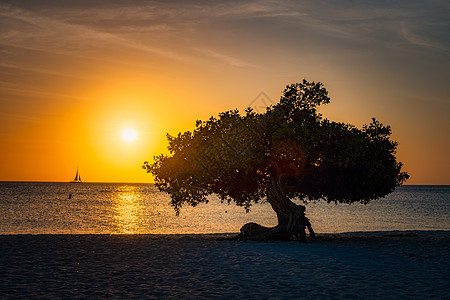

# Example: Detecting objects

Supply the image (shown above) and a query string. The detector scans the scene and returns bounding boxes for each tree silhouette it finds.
[144,80,409,242]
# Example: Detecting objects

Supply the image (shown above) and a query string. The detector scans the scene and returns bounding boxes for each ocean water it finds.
[0,182,448,235]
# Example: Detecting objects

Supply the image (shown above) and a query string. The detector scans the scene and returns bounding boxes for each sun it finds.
[121,128,137,142]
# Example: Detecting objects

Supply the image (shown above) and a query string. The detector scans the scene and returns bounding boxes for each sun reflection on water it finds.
[112,185,144,234]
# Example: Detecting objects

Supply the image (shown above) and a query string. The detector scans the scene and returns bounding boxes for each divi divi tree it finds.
[144,80,409,242]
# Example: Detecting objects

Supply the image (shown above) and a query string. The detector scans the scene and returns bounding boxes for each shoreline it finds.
[1,230,449,299]
[1,229,448,238]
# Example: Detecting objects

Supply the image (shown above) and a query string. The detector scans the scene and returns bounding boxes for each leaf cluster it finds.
[144,80,409,213]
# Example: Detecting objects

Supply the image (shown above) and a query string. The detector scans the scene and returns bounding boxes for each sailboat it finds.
[71,167,82,183]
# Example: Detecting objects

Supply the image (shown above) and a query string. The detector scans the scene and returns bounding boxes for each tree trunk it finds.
[235,175,316,242]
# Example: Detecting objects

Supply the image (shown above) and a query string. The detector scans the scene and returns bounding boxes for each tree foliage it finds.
[144,80,409,215]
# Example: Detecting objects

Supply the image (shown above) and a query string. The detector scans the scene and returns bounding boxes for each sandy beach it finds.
[1,231,449,299]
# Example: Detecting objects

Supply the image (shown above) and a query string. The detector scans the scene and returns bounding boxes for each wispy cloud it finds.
[0,111,42,123]
[1,0,449,74]
[0,3,186,61]
[399,21,448,51]
[210,1,307,19]
[265,1,450,53]
[0,85,89,101]
[195,48,256,68]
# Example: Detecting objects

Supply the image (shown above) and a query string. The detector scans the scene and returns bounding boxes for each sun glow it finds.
[122,128,138,142]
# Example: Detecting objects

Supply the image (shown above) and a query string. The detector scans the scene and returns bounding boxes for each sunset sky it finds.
[0,0,449,184]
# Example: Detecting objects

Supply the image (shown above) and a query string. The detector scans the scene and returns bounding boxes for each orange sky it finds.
[0,0,449,184]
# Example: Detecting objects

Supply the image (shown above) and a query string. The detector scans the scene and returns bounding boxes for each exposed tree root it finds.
[235,210,317,243]
[235,175,317,242]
